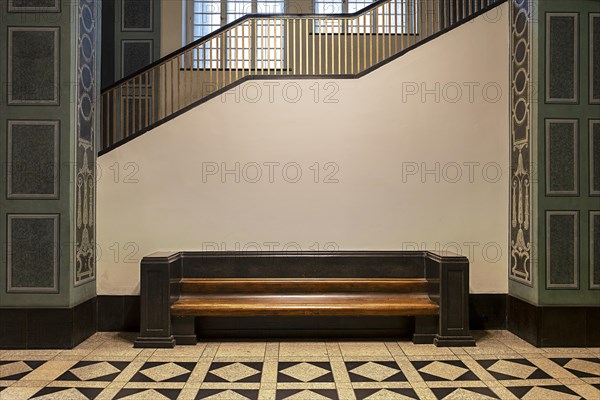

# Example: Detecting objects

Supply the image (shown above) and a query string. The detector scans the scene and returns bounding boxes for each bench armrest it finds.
[134,251,182,348]
[425,251,475,347]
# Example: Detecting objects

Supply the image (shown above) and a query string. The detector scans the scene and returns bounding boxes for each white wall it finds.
[98,4,510,295]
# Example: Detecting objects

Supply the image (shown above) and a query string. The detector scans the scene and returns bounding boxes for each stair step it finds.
[171,293,439,317]
[179,278,428,294]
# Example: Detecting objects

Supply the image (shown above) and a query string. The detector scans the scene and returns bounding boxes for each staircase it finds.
[99,0,505,154]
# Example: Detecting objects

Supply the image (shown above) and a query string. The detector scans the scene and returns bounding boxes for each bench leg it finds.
[412,315,437,344]
[172,316,197,346]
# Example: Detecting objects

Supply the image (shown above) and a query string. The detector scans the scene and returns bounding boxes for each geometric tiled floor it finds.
[0,330,598,399]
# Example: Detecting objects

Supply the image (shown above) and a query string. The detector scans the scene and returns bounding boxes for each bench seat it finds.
[171,292,440,317]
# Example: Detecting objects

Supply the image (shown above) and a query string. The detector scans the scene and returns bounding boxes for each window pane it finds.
[257,0,284,13]
[315,0,342,14]
[227,0,252,23]
[192,0,221,41]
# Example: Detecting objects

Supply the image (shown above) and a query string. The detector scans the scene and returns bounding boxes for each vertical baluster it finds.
[131,78,135,134]
[400,0,405,50]
[285,18,292,75]
[100,94,105,148]
[104,93,109,147]
[137,76,142,131]
[345,18,349,74]
[375,9,379,64]
[202,44,207,97]
[386,1,390,59]
[170,59,174,114]
[281,18,284,74]
[337,19,341,74]
[183,53,188,107]
[356,16,360,72]
[410,0,414,46]
[324,18,328,74]
[188,49,193,103]
[163,64,166,117]
[111,90,116,146]
[192,45,202,102]
[304,18,308,75]
[292,19,296,74]
[176,56,180,111]
[424,0,428,38]
[259,19,263,75]
[368,13,372,68]
[285,19,289,75]
[362,14,366,71]
[118,87,122,141]
[144,73,149,129]
[418,0,422,44]
[213,38,217,92]
[394,0,397,54]
[221,32,225,87]
[149,69,153,126]
[310,19,320,75]
[125,83,129,138]
[228,30,232,84]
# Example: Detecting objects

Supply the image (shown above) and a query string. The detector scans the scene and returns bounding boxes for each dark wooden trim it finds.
[507,295,600,347]
[0,297,97,349]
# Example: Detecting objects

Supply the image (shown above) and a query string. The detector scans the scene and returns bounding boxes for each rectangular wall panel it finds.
[8,0,59,12]
[546,13,578,103]
[121,40,152,77]
[7,215,59,293]
[122,0,153,31]
[545,119,579,195]
[546,211,579,289]
[591,120,600,196]
[8,27,60,105]
[591,212,600,289]
[591,14,600,104]
[7,121,59,199]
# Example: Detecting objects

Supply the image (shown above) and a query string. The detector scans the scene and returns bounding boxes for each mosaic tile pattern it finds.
[0,331,598,399]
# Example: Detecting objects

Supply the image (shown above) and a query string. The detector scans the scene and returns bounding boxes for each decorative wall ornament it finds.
[75,0,97,286]
[510,0,533,285]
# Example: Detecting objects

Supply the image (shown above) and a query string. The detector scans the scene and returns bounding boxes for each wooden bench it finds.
[134,251,475,348]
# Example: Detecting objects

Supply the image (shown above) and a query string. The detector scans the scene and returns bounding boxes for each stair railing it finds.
[100,0,501,152]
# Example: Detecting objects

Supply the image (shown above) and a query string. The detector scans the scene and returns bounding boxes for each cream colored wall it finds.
[98,3,510,295]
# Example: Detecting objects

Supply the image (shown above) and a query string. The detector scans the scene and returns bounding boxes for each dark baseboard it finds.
[98,293,508,333]
[469,294,507,330]
[507,295,600,347]
[97,295,140,332]
[0,297,97,349]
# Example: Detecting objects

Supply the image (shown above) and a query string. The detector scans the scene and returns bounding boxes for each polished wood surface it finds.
[180,278,429,294]
[171,292,439,317]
